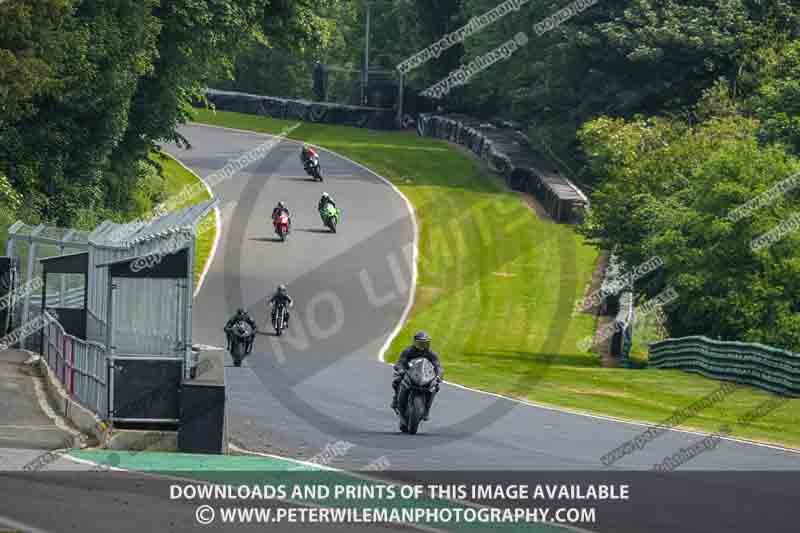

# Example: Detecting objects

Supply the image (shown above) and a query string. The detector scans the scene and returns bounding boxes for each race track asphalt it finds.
[163,123,800,473]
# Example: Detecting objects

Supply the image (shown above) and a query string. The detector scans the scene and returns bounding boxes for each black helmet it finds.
[278,284,287,295]
[237,308,246,315]
[413,331,431,351]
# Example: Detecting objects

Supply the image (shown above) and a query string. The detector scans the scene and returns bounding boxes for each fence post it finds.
[70,337,75,395]
[46,324,51,367]
[62,335,67,383]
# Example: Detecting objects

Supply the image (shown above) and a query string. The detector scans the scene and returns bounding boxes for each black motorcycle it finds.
[395,357,438,434]
[272,303,289,336]
[303,154,323,182]
[227,321,254,367]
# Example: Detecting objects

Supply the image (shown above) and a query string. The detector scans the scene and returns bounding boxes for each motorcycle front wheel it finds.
[407,393,426,435]
[232,342,245,367]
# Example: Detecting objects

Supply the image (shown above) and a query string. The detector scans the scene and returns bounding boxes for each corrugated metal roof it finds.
[89,199,217,248]
[7,221,91,245]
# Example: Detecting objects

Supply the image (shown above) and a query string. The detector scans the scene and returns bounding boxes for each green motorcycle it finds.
[320,203,341,233]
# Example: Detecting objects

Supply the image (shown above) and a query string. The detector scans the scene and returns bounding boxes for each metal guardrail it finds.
[43,313,107,417]
[416,113,589,223]
[649,336,800,396]
[203,89,398,130]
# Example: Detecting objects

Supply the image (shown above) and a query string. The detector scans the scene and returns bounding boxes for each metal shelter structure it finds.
[4,199,216,422]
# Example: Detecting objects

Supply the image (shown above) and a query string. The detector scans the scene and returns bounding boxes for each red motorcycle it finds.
[273,212,290,242]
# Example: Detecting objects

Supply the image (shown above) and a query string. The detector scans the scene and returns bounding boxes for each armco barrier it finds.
[202,89,398,130]
[417,113,588,223]
[649,336,800,396]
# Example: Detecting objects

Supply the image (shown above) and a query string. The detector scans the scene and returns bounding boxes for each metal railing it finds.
[43,313,107,418]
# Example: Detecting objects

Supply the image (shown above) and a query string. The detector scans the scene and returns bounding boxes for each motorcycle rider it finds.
[300,145,318,171]
[272,201,290,219]
[318,192,337,212]
[224,308,257,354]
[391,331,443,420]
[272,201,291,230]
[269,284,294,329]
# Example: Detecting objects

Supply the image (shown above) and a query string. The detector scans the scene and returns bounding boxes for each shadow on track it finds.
[250,236,288,243]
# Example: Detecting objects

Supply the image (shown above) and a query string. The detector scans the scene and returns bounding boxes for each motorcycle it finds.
[319,203,341,233]
[303,154,323,182]
[272,302,289,336]
[395,357,438,435]
[273,212,291,241]
[227,320,254,367]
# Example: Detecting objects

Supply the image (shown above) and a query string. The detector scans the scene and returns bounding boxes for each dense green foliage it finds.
[215,1,467,103]
[579,82,800,349]
[0,0,318,229]
[0,173,21,251]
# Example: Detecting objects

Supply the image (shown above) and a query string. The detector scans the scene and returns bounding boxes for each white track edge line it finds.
[186,122,800,457]
[0,513,56,533]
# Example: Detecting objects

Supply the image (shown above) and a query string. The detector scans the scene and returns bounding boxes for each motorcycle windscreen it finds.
[407,357,436,386]
[232,321,253,337]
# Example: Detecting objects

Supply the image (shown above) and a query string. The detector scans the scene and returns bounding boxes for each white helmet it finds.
[322,192,329,198]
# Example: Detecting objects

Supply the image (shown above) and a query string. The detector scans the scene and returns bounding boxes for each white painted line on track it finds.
[0,514,56,533]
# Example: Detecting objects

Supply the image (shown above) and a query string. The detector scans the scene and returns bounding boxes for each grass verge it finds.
[192,108,800,449]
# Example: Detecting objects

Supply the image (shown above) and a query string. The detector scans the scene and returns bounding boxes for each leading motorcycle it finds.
[395,357,437,434]
[227,320,254,367]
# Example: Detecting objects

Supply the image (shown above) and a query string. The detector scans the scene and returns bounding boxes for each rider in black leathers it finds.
[269,284,294,328]
[225,308,257,354]
[391,331,443,420]
[318,192,336,212]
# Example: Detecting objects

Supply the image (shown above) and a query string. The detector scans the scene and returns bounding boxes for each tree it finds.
[578,86,800,350]
[0,0,328,228]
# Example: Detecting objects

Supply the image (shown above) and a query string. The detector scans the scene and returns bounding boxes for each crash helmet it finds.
[278,284,288,295]
[277,201,286,209]
[413,331,431,351]
[237,308,246,316]
[321,192,330,199]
